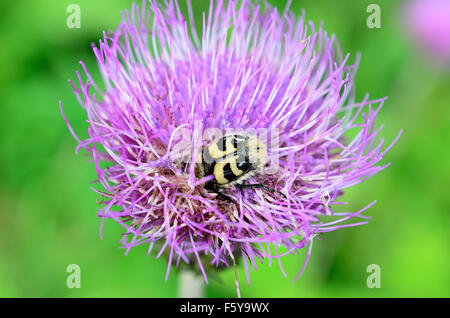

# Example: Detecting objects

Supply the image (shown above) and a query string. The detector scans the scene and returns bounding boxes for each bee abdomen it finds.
[200,134,266,188]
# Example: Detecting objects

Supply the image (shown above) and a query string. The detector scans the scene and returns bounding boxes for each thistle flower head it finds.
[62,0,400,295]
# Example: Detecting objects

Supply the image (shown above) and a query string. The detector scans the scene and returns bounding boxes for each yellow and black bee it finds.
[196,134,283,202]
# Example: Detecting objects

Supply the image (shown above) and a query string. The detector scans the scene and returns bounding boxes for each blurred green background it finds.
[0,0,449,298]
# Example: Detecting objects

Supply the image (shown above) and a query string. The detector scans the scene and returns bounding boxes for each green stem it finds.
[178,270,205,298]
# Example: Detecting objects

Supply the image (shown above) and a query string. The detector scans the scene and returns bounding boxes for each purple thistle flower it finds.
[404,0,450,63]
[61,0,400,296]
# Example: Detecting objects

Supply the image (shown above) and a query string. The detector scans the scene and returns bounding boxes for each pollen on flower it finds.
[61,0,401,296]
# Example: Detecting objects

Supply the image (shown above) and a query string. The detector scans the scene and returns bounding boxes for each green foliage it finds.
[0,0,448,297]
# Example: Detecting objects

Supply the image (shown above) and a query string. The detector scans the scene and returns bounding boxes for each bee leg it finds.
[238,183,287,199]
[215,192,236,204]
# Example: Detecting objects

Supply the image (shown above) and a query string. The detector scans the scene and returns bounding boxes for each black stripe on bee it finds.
[216,137,227,151]
[222,162,235,181]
